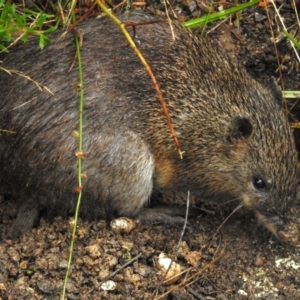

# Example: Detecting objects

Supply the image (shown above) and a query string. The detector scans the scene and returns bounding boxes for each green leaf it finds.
[182,0,261,29]
[283,30,300,51]
[283,91,300,98]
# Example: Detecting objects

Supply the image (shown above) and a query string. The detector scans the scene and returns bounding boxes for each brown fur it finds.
[0,12,298,239]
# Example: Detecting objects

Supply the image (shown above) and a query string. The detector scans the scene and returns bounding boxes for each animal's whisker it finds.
[215,202,245,234]
[218,197,240,207]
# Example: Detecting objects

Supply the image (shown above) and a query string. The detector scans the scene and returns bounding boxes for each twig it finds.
[109,252,142,278]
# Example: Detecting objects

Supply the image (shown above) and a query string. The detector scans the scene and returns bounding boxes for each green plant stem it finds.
[61,13,84,300]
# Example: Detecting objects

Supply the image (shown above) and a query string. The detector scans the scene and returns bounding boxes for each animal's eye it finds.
[253,177,266,190]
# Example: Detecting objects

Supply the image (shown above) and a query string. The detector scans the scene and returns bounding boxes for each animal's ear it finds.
[227,116,253,143]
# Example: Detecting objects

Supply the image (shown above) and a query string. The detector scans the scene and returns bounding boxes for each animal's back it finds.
[0,14,184,231]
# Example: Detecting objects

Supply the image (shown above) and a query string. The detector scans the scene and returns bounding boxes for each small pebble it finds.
[253,256,264,267]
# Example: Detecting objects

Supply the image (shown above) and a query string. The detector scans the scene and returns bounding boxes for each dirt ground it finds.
[1,1,300,299]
